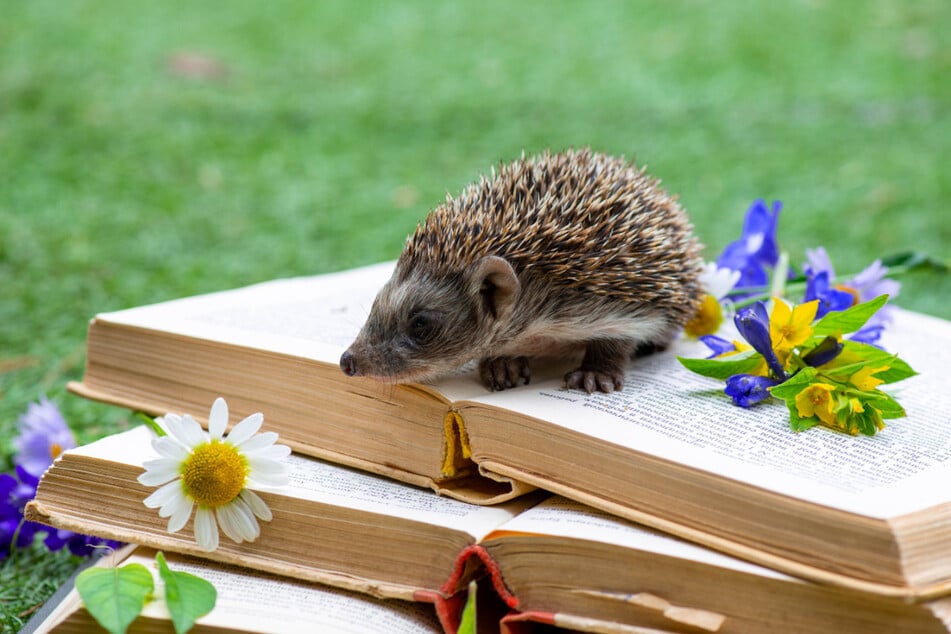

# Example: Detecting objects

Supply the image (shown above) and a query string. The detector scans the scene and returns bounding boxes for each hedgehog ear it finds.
[470,255,519,321]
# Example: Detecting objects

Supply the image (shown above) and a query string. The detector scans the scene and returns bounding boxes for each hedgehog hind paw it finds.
[479,356,531,391]
[564,339,632,393]
[564,369,624,394]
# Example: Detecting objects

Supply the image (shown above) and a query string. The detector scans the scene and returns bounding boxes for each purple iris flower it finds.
[734,302,787,380]
[804,269,855,319]
[14,397,76,478]
[699,335,736,359]
[717,200,782,294]
[725,374,779,407]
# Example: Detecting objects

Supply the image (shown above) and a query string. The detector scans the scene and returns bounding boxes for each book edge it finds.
[478,459,951,601]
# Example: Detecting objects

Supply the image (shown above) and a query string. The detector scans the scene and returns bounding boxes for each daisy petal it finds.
[208,397,229,439]
[194,507,219,551]
[239,489,272,522]
[244,444,291,462]
[225,412,263,446]
[138,460,182,486]
[143,480,184,509]
[166,414,206,447]
[152,436,190,461]
[218,498,259,542]
[157,414,180,435]
[167,497,195,533]
[234,431,279,452]
[247,456,288,475]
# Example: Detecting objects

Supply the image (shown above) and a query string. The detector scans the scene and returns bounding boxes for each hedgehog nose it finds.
[340,350,359,377]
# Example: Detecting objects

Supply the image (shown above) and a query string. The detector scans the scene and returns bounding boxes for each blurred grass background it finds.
[1,0,949,629]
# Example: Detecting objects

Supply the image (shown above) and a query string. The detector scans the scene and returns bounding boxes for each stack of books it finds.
[25,262,951,633]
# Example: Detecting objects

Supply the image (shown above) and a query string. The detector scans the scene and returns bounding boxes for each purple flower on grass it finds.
[699,335,736,358]
[725,374,779,407]
[717,200,782,294]
[734,302,787,380]
[2,469,40,559]
[14,396,77,478]
[3,398,122,558]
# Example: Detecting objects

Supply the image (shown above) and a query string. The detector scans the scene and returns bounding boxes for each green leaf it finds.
[157,551,217,634]
[76,563,154,634]
[881,251,949,273]
[456,580,477,634]
[863,391,906,419]
[677,350,764,380]
[768,367,818,399]
[785,400,819,432]
[837,341,917,384]
[812,295,889,337]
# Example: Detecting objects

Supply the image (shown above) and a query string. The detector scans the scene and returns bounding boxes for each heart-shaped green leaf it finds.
[76,563,154,634]
[157,551,217,634]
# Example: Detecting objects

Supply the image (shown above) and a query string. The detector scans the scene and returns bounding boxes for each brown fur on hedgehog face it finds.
[340,256,521,383]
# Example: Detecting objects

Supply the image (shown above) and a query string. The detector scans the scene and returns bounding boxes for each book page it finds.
[135,549,443,633]
[282,453,537,536]
[469,309,951,518]
[493,496,791,580]
[97,262,397,364]
[69,426,532,538]
[93,261,498,402]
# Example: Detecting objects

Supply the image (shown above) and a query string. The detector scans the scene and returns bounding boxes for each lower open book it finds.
[26,426,951,634]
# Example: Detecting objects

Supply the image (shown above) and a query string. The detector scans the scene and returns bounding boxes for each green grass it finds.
[1,0,949,629]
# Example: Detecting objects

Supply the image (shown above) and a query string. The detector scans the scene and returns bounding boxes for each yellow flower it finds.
[684,294,724,337]
[795,382,837,427]
[770,297,819,355]
[849,365,888,391]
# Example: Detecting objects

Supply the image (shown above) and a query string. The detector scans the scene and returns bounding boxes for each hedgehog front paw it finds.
[479,356,531,391]
[564,369,624,394]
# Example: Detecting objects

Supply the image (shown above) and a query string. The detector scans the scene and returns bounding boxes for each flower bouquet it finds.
[679,200,943,436]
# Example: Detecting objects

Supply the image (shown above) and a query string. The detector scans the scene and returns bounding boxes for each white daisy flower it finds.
[138,397,290,552]
[699,262,741,300]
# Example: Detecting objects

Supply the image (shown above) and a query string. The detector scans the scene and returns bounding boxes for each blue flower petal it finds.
[734,302,787,380]
[699,335,736,358]
[724,374,779,408]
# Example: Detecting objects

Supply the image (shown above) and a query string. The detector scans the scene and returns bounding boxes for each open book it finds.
[26,427,951,634]
[26,546,443,634]
[67,263,951,597]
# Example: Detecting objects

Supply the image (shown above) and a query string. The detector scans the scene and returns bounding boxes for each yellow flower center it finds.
[49,442,64,460]
[684,294,723,338]
[180,440,249,508]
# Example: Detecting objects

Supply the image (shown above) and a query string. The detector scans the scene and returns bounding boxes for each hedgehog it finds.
[339,148,704,393]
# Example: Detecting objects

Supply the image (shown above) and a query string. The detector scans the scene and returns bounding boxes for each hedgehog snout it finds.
[339,349,361,377]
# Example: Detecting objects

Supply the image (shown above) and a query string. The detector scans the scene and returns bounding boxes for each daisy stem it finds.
[136,411,168,437]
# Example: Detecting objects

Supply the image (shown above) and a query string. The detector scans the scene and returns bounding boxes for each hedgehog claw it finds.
[480,356,531,391]
[564,369,624,394]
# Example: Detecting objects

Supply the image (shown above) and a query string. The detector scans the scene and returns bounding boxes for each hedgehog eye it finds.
[406,310,440,345]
